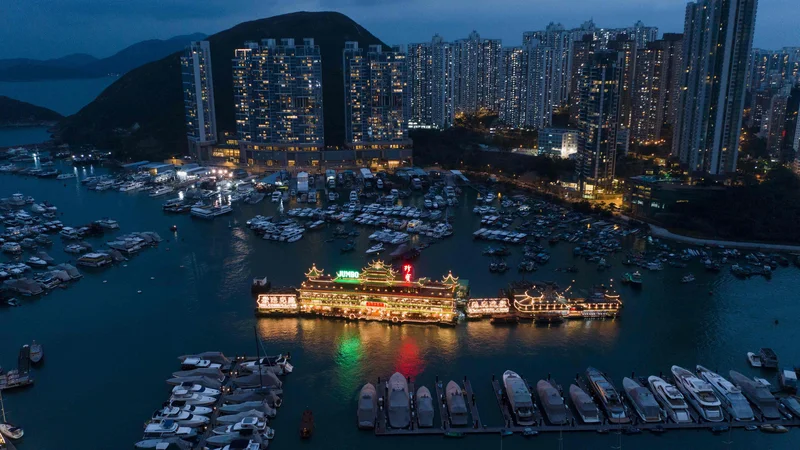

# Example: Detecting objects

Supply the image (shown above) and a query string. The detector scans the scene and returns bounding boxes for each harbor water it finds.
[1,165,800,449]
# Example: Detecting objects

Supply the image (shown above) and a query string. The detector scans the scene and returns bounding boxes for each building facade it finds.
[499,46,528,128]
[631,34,683,144]
[181,41,217,160]
[523,23,573,108]
[538,127,579,158]
[407,35,455,129]
[233,38,324,166]
[672,0,758,175]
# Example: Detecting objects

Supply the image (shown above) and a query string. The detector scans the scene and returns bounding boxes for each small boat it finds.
[445,381,469,426]
[622,377,662,422]
[621,271,642,286]
[747,352,762,368]
[357,383,377,429]
[416,386,434,428]
[162,400,212,416]
[536,379,568,425]
[569,384,600,424]
[56,173,76,180]
[300,409,314,439]
[150,409,210,428]
[522,427,539,437]
[388,372,410,429]
[444,431,465,438]
[212,417,269,435]
[760,424,789,433]
[780,395,800,418]
[681,274,695,283]
[0,424,23,440]
[29,341,43,364]
[179,357,221,371]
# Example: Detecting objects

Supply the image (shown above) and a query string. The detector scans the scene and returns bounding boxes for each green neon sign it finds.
[336,270,360,279]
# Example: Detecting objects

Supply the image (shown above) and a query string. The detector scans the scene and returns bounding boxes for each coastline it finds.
[649,224,800,252]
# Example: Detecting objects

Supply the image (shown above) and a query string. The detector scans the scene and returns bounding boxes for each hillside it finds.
[0,96,63,126]
[57,12,387,159]
[0,34,206,81]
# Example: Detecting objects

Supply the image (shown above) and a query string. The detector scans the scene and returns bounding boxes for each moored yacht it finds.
[416,386,434,428]
[622,377,662,422]
[169,390,216,406]
[151,409,209,428]
[171,382,220,397]
[503,370,534,425]
[191,204,233,219]
[696,366,754,421]
[445,381,468,426]
[671,365,723,422]
[536,379,568,425]
[387,372,410,429]
[142,420,197,439]
[357,383,377,429]
[150,186,174,197]
[728,370,781,420]
[585,367,629,424]
[647,376,692,423]
[365,243,384,255]
[569,384,600,423]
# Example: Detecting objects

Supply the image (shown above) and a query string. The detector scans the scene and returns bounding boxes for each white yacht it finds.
[387,372,410,429]
[169,390,216,406]
[671,365,724,422]
[59,227,80,239]
[503,370,534,425]
[56,173,76,180]
[142,420,197,439]
[163,400,212,416]
[365,243,384,255]
[94,219,120,229]
[171,382,220,397]
[151,409,210,428]
[180,357,221,370]
[149,186,174,197]
[212,417,270,435]
[119,181,144,192]
[1,242,22,254]
[647,376,692,423]
[696,366,754,421]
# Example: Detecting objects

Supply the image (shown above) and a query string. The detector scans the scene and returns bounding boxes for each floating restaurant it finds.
[281,261,463,325]
[509,281,622,319]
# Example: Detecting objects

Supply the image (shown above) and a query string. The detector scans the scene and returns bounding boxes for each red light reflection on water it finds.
[394,337,424,380]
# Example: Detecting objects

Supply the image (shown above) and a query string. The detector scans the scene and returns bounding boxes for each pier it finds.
[373,375,800,437]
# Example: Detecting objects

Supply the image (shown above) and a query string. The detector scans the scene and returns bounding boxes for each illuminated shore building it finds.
[181,41,217,161]
[298,261,462,325]
[466,298,510,319]
[233,38,324,167]
[342,42,413,168]
[510,282,622,320]
[255,290,300,316]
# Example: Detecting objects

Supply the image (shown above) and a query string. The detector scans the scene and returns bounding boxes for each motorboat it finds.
[357,383,377,429]
[647,376,692,423]
[29,341,43,364]
[696,366,754,421]
[231,371,282,389]
[1,243,21,254]
[446,381,469,426]
[134,438,192,449]
[180,357,221,370]
[171,367,224,382]
[166,376,223,390]
[206,430,267,447]
[56,173,76,180]
[151,409,209,428]
[585,367,629,424]
[219,401,275,418]
[416,386,434,428]
[681,274,696,283]
[622,377,662,423]
[93,219,120,230]
[25,257,48,268]
[503,370,534,425]
[536,379,568,425]
[142,420,197,439]
[213,417,269,435]
[171,382,220,397]
[0,423,23,440]
[387,372,410,429]
[238,356,293,375]
[365,243,384,255]
[216,410,266,425]
[779,395,800,418]
[671,365,723,422]
[569,384,600,424]
[300,409,314,438]
[728,371,781,420]
[162,400,212,416]
[150,186,174,197]
[169,390,216,406]
[222,439,264,450]
[747,352,762,367]
[191,204,233,219]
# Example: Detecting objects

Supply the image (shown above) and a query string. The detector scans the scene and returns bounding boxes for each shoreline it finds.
[649,224,800,252]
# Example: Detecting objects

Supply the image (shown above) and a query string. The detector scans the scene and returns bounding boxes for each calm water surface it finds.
[1,165,799,450]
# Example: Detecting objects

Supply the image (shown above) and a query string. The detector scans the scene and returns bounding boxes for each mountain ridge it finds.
[0,96,63,127]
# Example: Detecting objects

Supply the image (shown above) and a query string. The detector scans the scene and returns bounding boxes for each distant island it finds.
[0,96,63,127]
[57,12,387,160]
[0,33,207,82]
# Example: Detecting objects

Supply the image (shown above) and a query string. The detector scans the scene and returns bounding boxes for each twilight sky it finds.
[2,0,797,59]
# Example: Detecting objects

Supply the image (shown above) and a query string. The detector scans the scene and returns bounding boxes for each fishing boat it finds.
[416,386,434,428]
[503,370,535,426]
[536,379,568,425]
[446,381,468,426]
[696,366,754,421]
[647,376,692,423]
[569,384,600,423]
[585,367,629,424]
[622,377,662,422]
[29,341,42,364]
[357,383,377,429]
[299,409,314,438]
[671,365,723,422]
[728,371,781,420]
[387,372,410,429]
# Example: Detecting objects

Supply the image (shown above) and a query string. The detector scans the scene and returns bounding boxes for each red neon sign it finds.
[402,264,413,282]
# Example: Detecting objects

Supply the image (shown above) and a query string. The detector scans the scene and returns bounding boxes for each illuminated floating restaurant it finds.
[510,281,622,319]
[296,261,462,325]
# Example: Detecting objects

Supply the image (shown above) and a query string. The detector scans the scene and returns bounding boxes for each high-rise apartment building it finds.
[407,35,454,129]
[499,47,527,128]
[448,31,503,116]
[630,34,683,144]
[181,41,217,160]
[575,50,623,193]
[523,23,572,108]
[526,41,555,129]
[569,35,597,108]
[672,0,758,175]
[343,42,411,149]
[783,84,800,161]
[608,37,637,131]
[749,47,800,92]
[233,38,324,166]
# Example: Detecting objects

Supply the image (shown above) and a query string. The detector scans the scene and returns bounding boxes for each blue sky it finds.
[2,0,796,59]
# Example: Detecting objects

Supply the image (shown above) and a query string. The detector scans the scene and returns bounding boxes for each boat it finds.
[29,341,42,364]
[25,257,48,268]
[94,219,120,229]
[780,395,800,418]
[780,369,798,392]
[191,204,233,219]
[444,431,465,438]
[0,392,22,441]
[728,371,781,420]
[671,365,724,422]
[387,372,410,429]
[150,186,174,197]
[621,271,642,286]
[218,401,275,417]
[171,382,220,397]
[251,277,271,294]
[151,409,210,428]
[1,243,21,255]
[585,367,629,424]
[760,424,789,433]
[300,409,314,438]
[446,381,469,426]
[76,252,113,268]
[681,274,695,283]
[365,243,384,255]
[647,376,692,423]
[142,420,197,439]
[622,377,662,423]
[134,438,193,449]
[747,352,762,368]
[56,173,76,180]
[169,390,217,406]
[416,386,434,428]
[162,401,212,416]
[569,384,600,423]
[536,379,568,425]
[212,417,269,435]
[179,357,222,371]
[490,313,519,325]
[357,383,377,429]
[696,366,754,421]
[758,348,779,369]
[503,370,535,426]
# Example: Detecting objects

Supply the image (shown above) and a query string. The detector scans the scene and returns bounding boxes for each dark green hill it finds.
[57,12,387,159]
[0,96,63,126]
